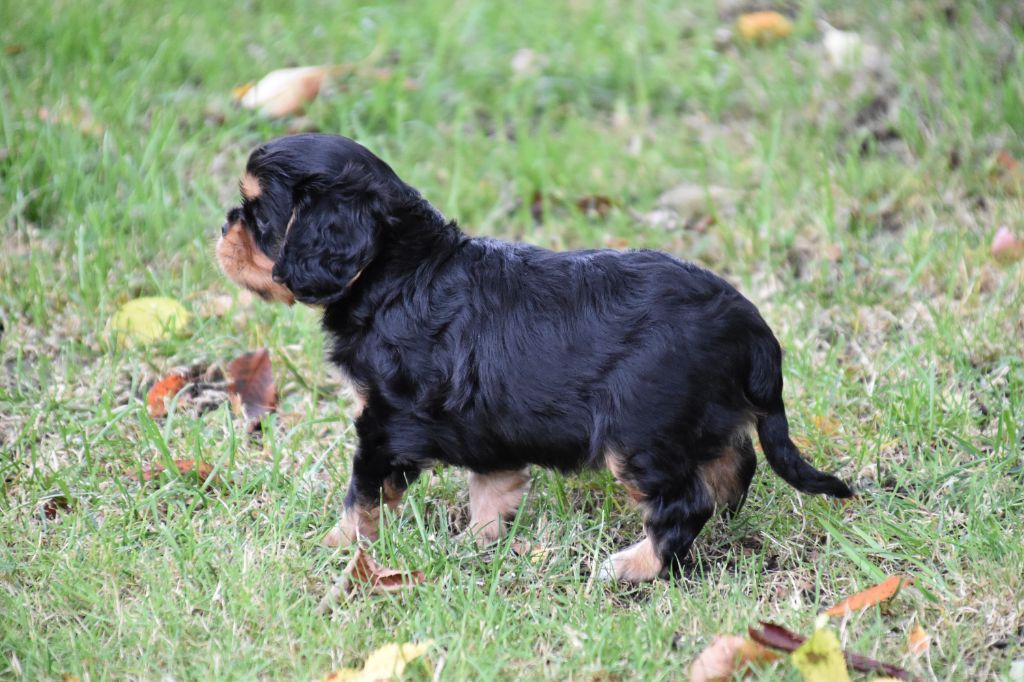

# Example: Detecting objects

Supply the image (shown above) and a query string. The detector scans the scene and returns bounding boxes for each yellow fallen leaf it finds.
[109,296,189,347]
[321,641,433,682]
[736,11,793,44]
[791,627,850,682]
[908,624,930,655]
[235,65,339,117]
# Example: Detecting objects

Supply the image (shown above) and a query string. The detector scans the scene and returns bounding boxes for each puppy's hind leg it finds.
[599,449,715,582]
[466,468,531,546]
[701,435,757,518]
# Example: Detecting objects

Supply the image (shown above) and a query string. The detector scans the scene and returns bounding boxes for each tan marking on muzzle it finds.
[216,222,295,305]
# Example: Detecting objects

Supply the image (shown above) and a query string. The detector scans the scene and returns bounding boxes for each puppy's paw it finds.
[322,524,352,548]
[459,519,503,547]
[596,538,662,583]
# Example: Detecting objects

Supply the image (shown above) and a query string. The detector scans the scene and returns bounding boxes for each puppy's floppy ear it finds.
[272,175,383,305]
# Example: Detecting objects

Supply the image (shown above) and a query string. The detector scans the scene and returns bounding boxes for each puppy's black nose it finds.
[221,221,230,237]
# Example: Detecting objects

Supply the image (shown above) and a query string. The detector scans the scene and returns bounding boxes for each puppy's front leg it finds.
[323,448,418,547]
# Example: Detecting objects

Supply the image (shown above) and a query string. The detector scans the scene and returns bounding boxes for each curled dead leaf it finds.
[317,547,427,613]
[343,547,426,593]
[689,635,778,682]
[824,574,912,617]
[226,348,277,430]
[235,65,340,117]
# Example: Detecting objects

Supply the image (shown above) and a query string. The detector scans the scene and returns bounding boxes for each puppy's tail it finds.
[747,334,853,498]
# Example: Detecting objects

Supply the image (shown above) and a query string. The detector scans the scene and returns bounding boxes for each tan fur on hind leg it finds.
[467,468,531,545]
[597,537,662,583]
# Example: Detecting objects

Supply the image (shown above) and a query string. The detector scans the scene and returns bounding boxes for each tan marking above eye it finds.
[241,172,261,199]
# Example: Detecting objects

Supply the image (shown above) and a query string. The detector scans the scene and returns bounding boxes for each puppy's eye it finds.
[227,208,241,224]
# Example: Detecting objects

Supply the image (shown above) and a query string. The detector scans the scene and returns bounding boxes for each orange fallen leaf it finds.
[139,459,215,483]
[226,348,277,430]
[992,226,1024,263]
[825,575,912,617]
[235,65,340,117]
[689,635,778,682]
[736,11,793,44]
[907,624,929,655]
[146,373,188,418]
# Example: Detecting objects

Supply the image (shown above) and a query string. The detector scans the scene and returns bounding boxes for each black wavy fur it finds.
[231,133,853,576]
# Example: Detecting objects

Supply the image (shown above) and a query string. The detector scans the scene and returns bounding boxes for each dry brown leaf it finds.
[139,459,215,483]
[689,635,778,682]
[235,65,339,117]
[749,622,918,681]
[992,226,1024,263]
[342,547,426,594]
[825,574,912,617]
[576,195,614,218]
[735,12,792,44]
[510,540,553,564]
[40,494,72,520]
[907,624,930,655]
[226,348,277,430]
[146,373,188,418]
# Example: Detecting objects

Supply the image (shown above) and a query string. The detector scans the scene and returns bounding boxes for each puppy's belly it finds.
[438,424,592,473]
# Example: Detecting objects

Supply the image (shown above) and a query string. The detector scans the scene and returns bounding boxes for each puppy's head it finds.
[216,133,416,305]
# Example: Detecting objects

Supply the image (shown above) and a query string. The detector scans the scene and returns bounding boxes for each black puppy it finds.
[216,133,852,582]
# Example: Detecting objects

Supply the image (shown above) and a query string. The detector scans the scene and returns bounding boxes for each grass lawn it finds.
[2,0,1023,679]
